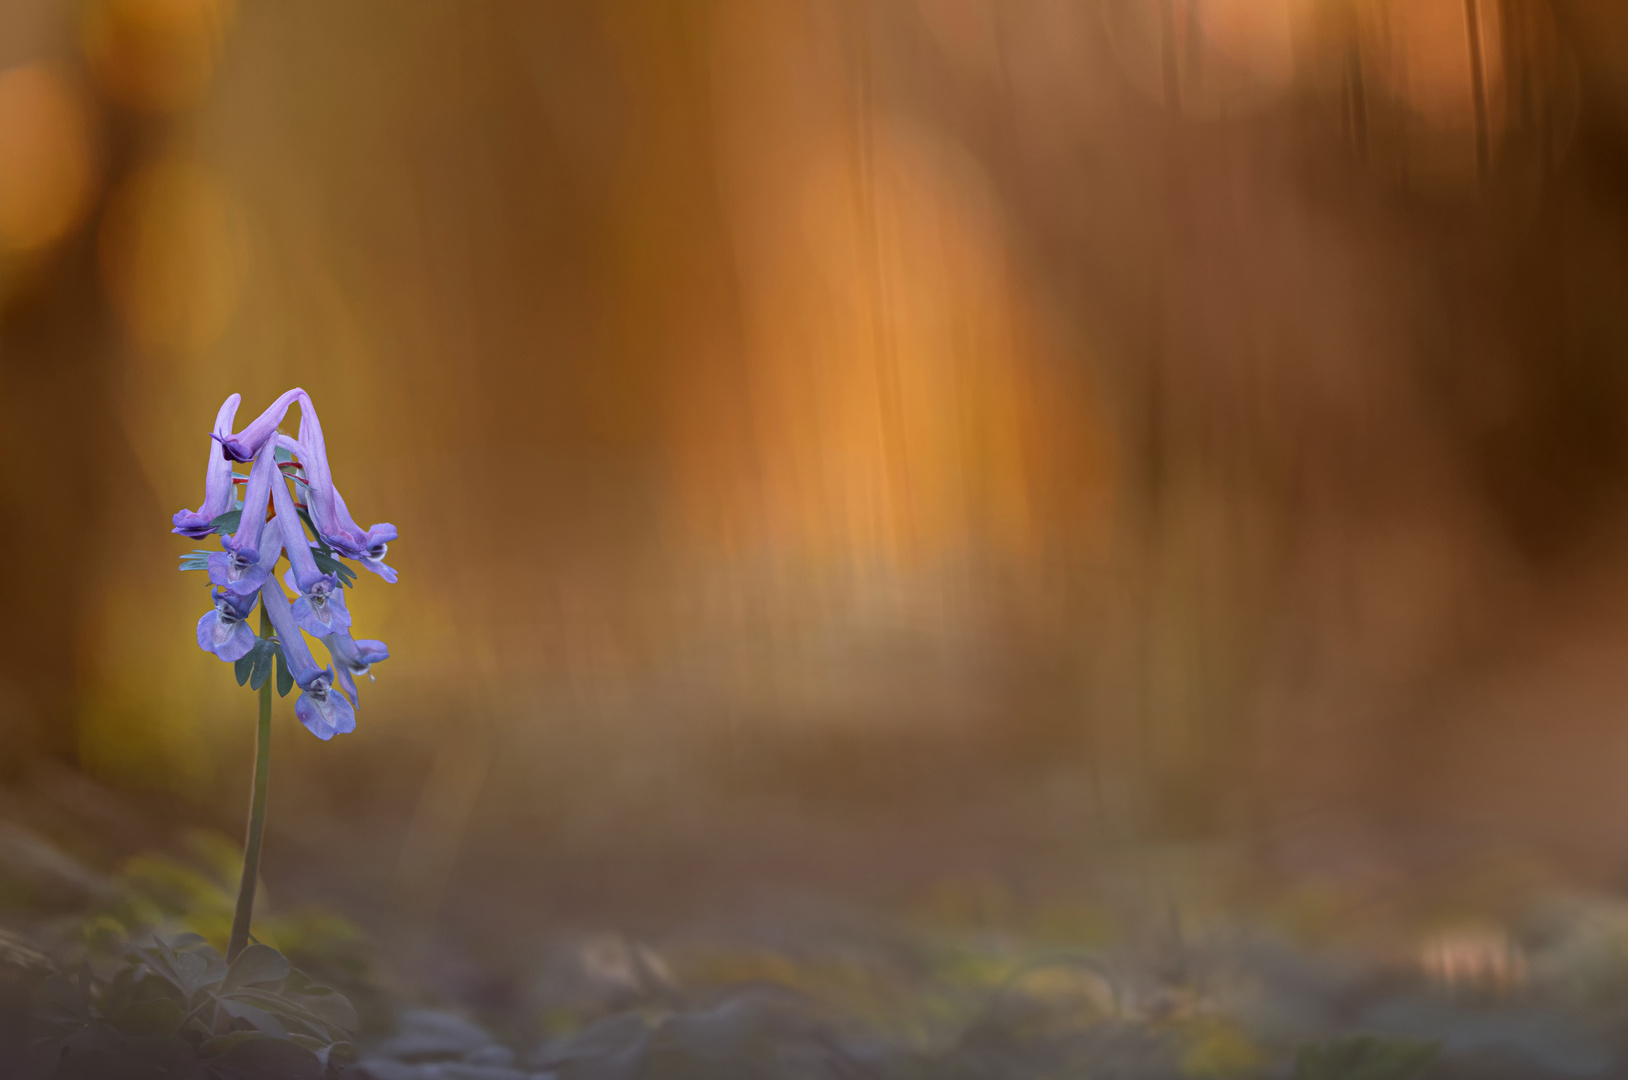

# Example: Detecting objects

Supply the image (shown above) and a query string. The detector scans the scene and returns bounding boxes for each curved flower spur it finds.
[174,389,395,964]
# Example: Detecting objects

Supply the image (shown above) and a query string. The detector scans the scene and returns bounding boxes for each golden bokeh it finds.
[1339,0,1577,189]
[98,157,248,355]
[1103,0,1309,119]
[1354,0,1506,132]
[80,0,234,113]
[0,65,96,253]
[691,3,1110,575]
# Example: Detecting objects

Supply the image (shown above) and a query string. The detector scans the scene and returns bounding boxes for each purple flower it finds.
[270,461,351,637]
[213,387,307,463]
[324,632,389,707]
[172,394,242,538]
[259,579,356,741]
[207,437,280,596]
[195,588,258,662]
[290,401,399,582]
[213,389,399,582]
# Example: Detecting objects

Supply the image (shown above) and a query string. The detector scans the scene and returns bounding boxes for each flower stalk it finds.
[226,603,274,964]
[178,388,395,987]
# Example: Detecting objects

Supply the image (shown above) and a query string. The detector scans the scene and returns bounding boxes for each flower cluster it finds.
[176,390,394,740]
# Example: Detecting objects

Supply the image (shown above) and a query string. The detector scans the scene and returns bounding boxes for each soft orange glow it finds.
[0,65,96,253]
[80,0,234,113]
[688,5,1111,575]
[1420,923,1526,994]
[98,157,248,355]
[916,0,1005,80]
[1103,0,1307,118]
[1355,0,1506,131]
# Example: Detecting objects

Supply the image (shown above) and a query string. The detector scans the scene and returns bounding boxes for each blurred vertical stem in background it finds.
[226,604,274,963]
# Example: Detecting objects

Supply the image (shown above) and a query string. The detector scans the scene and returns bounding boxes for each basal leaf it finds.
[1294,1036,1439,1080]
[221,945,289,994]
[218,996,290,1038]
[111,996,186,1036]
[287,989,357,1035]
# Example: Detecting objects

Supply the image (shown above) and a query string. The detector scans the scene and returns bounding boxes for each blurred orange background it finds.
[4,0,1628,953]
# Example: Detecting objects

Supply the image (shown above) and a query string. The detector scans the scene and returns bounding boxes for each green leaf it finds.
[1294,1036,1439,1080]
[111,996,186,1036]
[218,995,289,1038]
[224,985,355,1040]
[221,944,290,993]
[286,988,357,1035]
[275,644,294,697]
[179,551,213,572]
[210,510,243,535]
[235,652,254,687]
[286,1034,357,1069]
[274,446,295,465]
[247,640,275,692]
[132,939,225,1001]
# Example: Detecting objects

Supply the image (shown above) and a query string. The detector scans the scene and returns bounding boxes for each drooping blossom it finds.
[213,390,398,582]
[324,632,389,708]
[213,387,307,463]
[172,394,242,538]
[292,400,398,582]
[182,388,391,735]
[270,460,351,637]
[258,579,356,741]
[195,588,258,662]
[208,437,279,596]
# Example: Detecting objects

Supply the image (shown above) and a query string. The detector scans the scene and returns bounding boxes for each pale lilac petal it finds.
[173,394,242,537]
[272,469,349,635]
[289,397,399,582]
[271,460,325,589]
[215,388,307,463]
[258,578,321,685]
[207,549,267,596]
[194,588,257,661]
[324,632,388,707]
[228,436,280,554]
[294,684,356,740]
[285,566,352,637]
[207,446,282,595]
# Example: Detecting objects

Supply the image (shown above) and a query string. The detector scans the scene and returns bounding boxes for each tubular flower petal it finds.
[173,394,242,537]
[207,436,279,596]
[292,400,399,582]
[324,632,388,707]
[213,387,307,463]
[195,588,257,661]
[259,579,356,741]
[271,462,350,637]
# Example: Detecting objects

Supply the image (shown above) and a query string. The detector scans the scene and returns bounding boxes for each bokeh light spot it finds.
[81,0,234,113]
[98,157,248,355]
[1104,0,1307,119]
[0,65,97,253]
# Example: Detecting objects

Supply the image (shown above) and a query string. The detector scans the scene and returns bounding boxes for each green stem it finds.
[226,606,273,963]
